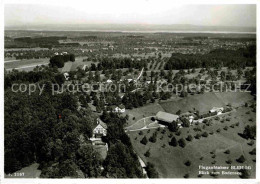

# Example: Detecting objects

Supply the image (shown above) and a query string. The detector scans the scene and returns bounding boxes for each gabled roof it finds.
[96,118,107,129]
[156,111,179,123]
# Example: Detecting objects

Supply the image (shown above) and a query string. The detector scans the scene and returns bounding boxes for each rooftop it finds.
[156,111,179,123]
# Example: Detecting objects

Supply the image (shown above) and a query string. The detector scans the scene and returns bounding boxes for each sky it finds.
[4,1,256,27]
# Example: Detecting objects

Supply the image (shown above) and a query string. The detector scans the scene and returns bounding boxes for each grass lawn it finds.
[128,106,256,178]
[93,145,108,160]
[5,58,49,70]
[5,163,41,178]
[124,103,165,126]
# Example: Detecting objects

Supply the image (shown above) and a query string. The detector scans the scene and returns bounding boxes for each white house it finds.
[114,105,126,113]
[189,115,194,124]
[106,79,113,83]
[63,72,69,80]
[92,118,107,139]
[210,107,224,115]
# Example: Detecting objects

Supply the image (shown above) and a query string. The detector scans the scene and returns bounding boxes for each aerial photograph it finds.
[3,1,257,180]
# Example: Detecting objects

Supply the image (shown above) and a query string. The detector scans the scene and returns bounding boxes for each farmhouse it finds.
[92,118,107,138]
[156,111,179,125]
[114,105,126,113]
[210,107,224,115]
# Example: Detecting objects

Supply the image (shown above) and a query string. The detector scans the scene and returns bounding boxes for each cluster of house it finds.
[90,106,224,144]
[154,106,224,127]
[54,51,68,55]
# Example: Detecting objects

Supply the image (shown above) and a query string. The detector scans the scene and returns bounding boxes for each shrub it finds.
[248,140,254,146]
[139,131,144,135]
[236,155,246,163]
[186,135,193,141]
[249,148,256,155]
[202,132,209,137]
[140,136,148,145]
[224,149,230,154]
[184,173,189,178]
[239,169,250,179]
[226,159,232,164]
[178,138,186,148]
[184,160,191,166]
[144,150,150,157]
[223,126,228,131]
[194,133,201,139]
[149,132,157,143]
[216,128,221,133]
[175,130,181,136]
[169,137,178,147]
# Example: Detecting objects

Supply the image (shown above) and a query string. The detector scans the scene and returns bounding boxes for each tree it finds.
[146,162,159,178]
[144,150,150,157]
[202,132,209,137]
[169,137,178,147]
[243,125,256,139]
[186,135,193,141]
[149,132,157,143]
[182,118,190,127]
[168,121,178,132]
[178,138,186,148]
[224,149,230,154]
[184,160,191,166]
[239,169,251,179]
[249,148,256,155]
[140,136,148,145]
[236,155,246,163]
[69,54,75,62]
[50,55,64,68]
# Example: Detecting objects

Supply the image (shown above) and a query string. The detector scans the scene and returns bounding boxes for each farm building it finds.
[92,118,107,138]
[114,105,126,113]
[156,111,179,125]
[209,107,224,115]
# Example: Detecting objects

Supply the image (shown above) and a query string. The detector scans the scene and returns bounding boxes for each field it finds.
[5,163,41,178]
[128,105,256,178]
[4,58,49,71]
[160,92,254,115]
[124,103,165,126]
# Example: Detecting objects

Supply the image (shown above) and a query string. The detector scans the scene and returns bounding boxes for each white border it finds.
[0,1,259,184]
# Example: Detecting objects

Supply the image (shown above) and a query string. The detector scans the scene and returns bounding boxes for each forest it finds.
[4,66,144,178]
[164,45,256,70]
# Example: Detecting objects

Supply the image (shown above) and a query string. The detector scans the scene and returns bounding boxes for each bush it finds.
[202,132,209,137]
[236,155,246,163]
[149,132,157,143]
[216,128,221,133]
[178,138,186,148]
[226,159,232,164]
[175,131,181,136]
[248,140,254,146]
[169,137,178,147]
[194,133,201,139]
[146,162,159,178]
[186,135,193,141]
[249,148,256,155]
[223,126,228,131]
[144,150,150,157]
[139,131,144,135]
[224,149,230,154]
[184,173,189,178]
[140,136,148,145]
[184,160,191,166]
[239,169,250,179]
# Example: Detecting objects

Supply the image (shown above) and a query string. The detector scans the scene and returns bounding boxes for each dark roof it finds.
[156,111,179,123]
[97,118,107,129]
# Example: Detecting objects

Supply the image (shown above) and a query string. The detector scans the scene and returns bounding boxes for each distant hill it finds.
[5,24,256,33]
